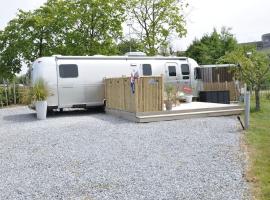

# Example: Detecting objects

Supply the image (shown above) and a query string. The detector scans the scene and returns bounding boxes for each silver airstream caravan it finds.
[31,53,201,111]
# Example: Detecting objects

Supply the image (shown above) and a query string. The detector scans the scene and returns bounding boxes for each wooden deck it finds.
[106,102,244,123]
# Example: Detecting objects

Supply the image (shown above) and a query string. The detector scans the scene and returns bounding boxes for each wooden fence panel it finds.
[105,76,163,113]
[201,67,234,83]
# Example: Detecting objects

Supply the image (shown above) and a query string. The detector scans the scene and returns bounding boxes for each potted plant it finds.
[30,78,50,120]
[165,84,174,110]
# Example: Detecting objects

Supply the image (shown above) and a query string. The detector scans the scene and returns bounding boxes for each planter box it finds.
[35,101,47,120]
[199,91,230,104]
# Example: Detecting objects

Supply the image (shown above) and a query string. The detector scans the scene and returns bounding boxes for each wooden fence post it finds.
[161,75,164,111]
[135,78,139,112]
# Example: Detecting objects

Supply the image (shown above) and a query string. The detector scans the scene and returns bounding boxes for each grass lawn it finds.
[246,98,270,200]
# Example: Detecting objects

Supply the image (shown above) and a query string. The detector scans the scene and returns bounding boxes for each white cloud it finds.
[0,0,46,75]
[0,0,46,30]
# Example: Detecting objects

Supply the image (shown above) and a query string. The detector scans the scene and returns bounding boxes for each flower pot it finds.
[35,101,47,120]
[165,100,173,111]
[185,95,193,103]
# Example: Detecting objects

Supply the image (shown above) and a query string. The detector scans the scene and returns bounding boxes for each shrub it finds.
[266,93,270,100]
[30,78,50,102]
[0,87,4,107]
[19,87,32,105]
[165,84,175,101]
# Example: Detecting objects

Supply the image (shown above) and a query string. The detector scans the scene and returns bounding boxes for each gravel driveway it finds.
[0,106,250,200]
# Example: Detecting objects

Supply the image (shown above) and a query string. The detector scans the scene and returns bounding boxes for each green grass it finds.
[246,98,270,200]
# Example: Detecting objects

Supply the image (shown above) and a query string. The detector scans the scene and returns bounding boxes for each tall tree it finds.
[127,0,187,55]
[0,0,126,77]
[64,0,126,55]
[186,27,238,64]
[117,39,144,55]
[220,45,270,111]
[0,18,23,79]
[0,3,63,77]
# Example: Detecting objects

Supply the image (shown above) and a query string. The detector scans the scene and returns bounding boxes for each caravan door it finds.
[179,63,192,88]
[57,64,84,108]
[165,62,181,85]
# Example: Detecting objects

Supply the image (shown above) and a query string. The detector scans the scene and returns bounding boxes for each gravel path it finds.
[0,106,250,200]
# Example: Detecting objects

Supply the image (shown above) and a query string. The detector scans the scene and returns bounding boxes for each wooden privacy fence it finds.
[200,67,235,82]
[0,85,30,107]
[202,81,240,101]
[17,86,31,105]
[105,76,164,112]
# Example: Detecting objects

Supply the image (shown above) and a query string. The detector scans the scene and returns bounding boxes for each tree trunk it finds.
[13,81,16,105]
[0,88,3,108]
[6,81,10,106]
[255,88,260,111]
[4,79,8,106]
[38,37,44,57]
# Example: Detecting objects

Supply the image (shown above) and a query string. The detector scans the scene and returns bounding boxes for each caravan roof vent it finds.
[125,52,146,57]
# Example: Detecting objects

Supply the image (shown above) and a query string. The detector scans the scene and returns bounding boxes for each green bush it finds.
[18,87,32,105]
[0,87,4,107]
[266,93,270,100]
[165,84,175,101]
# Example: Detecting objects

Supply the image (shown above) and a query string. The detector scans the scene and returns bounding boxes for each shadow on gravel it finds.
[47,107,105,118]
[3,113,37,123]
[47,108,131,124]
[3,107,131,124]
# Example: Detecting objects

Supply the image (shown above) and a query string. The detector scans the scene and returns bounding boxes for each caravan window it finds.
[195,67,202,79]
[142,64,152,76]
[168,66,176,76]
[181,64,190,75]
[59,64,78,78]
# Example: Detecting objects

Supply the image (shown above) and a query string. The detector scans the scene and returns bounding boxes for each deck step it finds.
[137,105,242,117]
[137,108,244,123]
[106,104,244,123]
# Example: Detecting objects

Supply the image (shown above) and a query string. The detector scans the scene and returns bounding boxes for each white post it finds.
[244,91,250,129]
